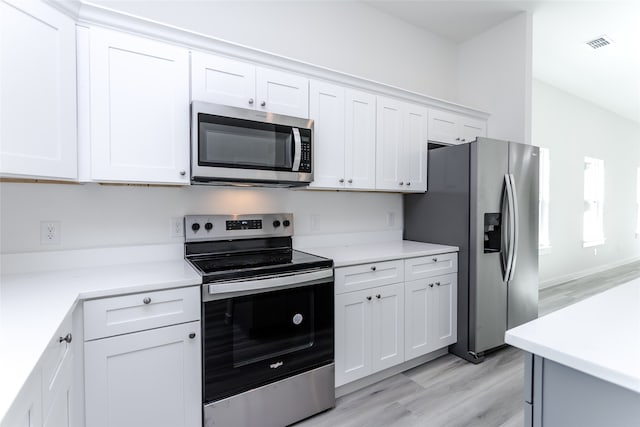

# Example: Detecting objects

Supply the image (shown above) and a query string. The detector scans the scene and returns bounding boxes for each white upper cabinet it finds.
[0,0,77,180]
[376,97,427,192]
[428,108,487,145]
[309,81,376,190]
[309,81,345,188]
[83,27,190,184]
[191,51,309,118]
[345,89,376,190]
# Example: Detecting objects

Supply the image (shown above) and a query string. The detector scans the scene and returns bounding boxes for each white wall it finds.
[0,183,402,253]
[457,12,532,144]
[532,79,640,287]
[92,0,459,101]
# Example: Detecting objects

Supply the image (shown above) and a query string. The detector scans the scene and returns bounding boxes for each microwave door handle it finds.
[292,128,302,171]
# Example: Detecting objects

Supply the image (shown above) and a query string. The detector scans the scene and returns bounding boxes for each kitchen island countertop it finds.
[505,278,640,393]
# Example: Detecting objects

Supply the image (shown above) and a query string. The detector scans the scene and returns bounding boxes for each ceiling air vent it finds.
[585,35,614,49]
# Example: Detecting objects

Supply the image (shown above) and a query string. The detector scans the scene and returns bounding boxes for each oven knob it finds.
[273,220,281,228]
[204,222,213,231]
[191,223,200,232]
[283,220,291,227]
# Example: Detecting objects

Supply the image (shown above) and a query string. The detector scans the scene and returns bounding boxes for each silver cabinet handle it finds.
[399,182,404,186]
[248,98,254,105]
[406,182,411,186]
[260,101,266,107]
[179,170,186,176]
[455,137,461,141]
[59,333,72,344]
[339,178,344,183]
[436,282,441,286]
[376,294,381,299]
[348,179,353,184]
[428,283,434,288]
[366,296,372,301]
[143,297,151,304]
[432,257,438,262]
[371,266,376,271]
[461,138,466,142]
[189,333,196,339]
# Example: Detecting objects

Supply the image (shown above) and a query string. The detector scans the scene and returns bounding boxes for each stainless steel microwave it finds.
[191,101,313,187]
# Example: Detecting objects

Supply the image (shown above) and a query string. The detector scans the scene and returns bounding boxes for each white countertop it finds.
[300,240,459,267]
[505,279,640,393]
[0,258,201,420]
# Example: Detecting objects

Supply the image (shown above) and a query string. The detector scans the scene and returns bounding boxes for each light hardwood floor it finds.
[295,261,640,427]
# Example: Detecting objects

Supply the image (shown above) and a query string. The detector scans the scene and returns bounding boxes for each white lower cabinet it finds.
[335,283,404,387]
[405,273,457,360]
[1,311,76,427]
[335,253,458,387]
[83,286,201,427]
[84,321,201,427]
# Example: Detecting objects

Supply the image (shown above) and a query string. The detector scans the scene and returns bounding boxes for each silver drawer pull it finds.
[371,266,376,271]
[143,297,151,305]
[436,282,441,286]
[189,332,196,339]
[59,333,72,344]
[432,257,438,262]
[428,283,434,288]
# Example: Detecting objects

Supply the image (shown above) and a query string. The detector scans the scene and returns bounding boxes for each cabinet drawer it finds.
[335,260,403,294]
[405,253,457,281]
[84,286,200,340]
[41,313,73,417]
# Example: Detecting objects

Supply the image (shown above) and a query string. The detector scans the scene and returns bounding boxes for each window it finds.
[636,167,640,236]
[583,157,605,247]
[538,147,550,250]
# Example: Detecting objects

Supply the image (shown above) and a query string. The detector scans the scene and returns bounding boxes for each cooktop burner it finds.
[184,213,332,283]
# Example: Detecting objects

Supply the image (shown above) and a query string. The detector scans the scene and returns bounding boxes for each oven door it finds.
[202,276,334,403]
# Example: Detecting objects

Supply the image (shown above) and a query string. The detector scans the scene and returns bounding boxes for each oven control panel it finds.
[185,213,293,242]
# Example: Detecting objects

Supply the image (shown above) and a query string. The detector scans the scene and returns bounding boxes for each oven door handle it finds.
[204,268,333,301]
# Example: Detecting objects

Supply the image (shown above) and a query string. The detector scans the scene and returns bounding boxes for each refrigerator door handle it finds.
[508,174,519,281]
[501,174,515,282]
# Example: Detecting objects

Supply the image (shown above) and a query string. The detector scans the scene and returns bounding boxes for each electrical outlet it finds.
[40,221,61,245]
[170,217,184,238]
[387,212,395,227]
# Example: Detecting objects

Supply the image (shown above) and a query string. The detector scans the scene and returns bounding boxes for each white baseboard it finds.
[539,255,640,289]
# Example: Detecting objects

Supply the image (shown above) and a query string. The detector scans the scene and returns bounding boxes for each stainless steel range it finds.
[184,213,335,427]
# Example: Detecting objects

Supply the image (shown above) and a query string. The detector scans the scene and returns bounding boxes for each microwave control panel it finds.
[299,132,312,172]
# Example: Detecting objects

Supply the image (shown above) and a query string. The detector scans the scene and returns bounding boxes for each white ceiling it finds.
[365,1,640,123]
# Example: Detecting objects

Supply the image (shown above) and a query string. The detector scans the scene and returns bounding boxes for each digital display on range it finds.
[226,219,262,230]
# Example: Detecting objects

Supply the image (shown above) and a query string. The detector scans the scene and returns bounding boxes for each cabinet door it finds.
[460,117,487,143]
[85,321,201,427]
[88,27,190,184]
[345,89,376,190]
[42,315,73,427]
[0,370,42,427]
[404,103,428,192]
[256,68,309,118]
[335,289,373,387]
[371,283,404,372]
[432,273,457,349]
[376,97,404,191]
[404,278,434,360]
[0,0,77,180]
[309,80,345,189]
[190,51,256,109]
[427,109,458,145]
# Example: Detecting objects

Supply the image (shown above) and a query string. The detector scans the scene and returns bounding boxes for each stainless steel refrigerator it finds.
[404,137,539,363]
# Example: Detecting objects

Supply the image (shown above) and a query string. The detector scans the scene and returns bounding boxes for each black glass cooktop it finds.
[185,237,332,284]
